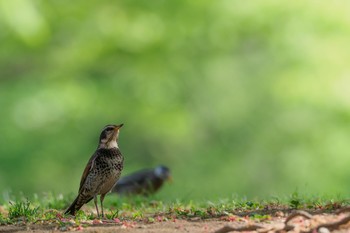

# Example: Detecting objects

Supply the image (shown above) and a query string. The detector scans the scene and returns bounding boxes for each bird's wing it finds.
[79,152,99,192]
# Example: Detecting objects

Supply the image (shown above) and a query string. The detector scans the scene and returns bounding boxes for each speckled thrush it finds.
[65,124,124,217]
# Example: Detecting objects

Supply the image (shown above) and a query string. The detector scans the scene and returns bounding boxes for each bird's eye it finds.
[106,127,114,132]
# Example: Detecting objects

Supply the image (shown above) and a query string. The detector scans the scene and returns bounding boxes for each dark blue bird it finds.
[112,165,171,196]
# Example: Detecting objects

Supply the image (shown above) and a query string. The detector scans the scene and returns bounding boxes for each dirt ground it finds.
[0,214,350,233]
[2,210,350,233]
[1,219,222,233]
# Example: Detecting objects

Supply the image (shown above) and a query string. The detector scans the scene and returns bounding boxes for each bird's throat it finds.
[99,139,118,149]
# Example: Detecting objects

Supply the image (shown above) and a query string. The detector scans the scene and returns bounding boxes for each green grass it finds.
[7,199,40,221]
[0,192,348,228]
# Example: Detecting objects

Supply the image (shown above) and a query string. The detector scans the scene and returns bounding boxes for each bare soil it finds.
[1,219,221,233]
[2,209,350,232]
[0,207,350,233]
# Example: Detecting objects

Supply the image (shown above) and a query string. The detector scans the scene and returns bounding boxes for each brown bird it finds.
[65,124,124,217]
[112,165,171,196]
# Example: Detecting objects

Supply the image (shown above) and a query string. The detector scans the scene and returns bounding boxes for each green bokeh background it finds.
[1,0,350,200]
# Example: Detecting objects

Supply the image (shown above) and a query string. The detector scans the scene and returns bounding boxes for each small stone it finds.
[318,227,330,233]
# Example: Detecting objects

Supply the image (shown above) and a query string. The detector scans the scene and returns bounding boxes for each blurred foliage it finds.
[1,0,350,199]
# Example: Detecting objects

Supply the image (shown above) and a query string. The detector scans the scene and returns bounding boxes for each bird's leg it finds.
[93,195,100,218]
[100,194,106,218]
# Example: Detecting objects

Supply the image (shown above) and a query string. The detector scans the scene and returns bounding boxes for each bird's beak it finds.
[115,123,124,131]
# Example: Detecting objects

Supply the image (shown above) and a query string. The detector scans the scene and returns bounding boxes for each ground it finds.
[3,209,350,233]
[0,219,221,233]
[2,197,350,232]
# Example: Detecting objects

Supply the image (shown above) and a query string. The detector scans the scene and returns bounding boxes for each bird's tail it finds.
[64,194,92,216]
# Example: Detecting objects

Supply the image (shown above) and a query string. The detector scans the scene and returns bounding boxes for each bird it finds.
[64,124,124,217]
[112,165,171,196]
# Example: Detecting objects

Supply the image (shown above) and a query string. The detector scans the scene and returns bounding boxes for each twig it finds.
[214,211,313,233]
[214,224,264,233]
[214,208,350,233]
[309,215,350,232]
[284,210,313,224]
[272,210,314,232]
[336,206,350,215]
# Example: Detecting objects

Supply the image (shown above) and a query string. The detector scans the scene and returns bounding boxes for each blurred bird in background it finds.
[65,124,124,217]
[112,165,171,196]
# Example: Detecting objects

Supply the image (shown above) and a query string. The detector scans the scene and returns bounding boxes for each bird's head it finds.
[98,124,124,149]
[154,165,172,182]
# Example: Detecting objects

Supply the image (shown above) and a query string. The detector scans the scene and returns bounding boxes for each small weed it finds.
[172,207,190,216]
[42,209,60,221]
[147,217,155,223]
[324,200,343,210]
[75,210,89,221]
[0,212,8,225]
[191,207,208,218]
[8,200,40,221]
[132,210,143,219]
[105,209,119,219]
[250,214,271,221]
[289,192,302,209]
